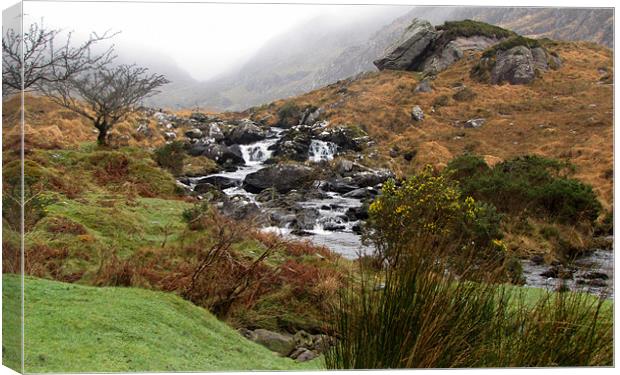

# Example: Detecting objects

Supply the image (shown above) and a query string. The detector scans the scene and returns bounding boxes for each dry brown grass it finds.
[2,94,169,152]
[250,41,612,210]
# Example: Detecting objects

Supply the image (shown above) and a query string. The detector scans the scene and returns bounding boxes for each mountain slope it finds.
[155,7,612,111]
[2,275,319,372]
[246,40,613,211]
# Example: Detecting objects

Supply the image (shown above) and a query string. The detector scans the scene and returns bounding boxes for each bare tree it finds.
[2,21,116,95]
[41,64,169,145]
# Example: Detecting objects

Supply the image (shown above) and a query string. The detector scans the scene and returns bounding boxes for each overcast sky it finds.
[21,1,408,81]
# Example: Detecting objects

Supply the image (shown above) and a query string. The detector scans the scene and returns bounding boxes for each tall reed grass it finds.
[324,235,612,368]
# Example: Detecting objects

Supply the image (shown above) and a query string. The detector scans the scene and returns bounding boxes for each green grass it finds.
[2,274,322,372]
[40,195,191,255]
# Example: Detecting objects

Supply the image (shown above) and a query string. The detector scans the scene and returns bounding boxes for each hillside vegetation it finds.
[251,41,612,209]
[2,275,319,372]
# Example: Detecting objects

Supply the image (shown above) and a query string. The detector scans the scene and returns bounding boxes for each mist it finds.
[22,1,416,82]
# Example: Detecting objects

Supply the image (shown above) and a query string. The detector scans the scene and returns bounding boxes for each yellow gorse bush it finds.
[366,165,505,272]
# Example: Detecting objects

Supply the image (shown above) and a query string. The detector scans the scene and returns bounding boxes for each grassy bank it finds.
[2,274,321,372]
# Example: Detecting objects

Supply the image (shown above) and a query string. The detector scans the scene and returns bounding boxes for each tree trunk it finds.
[96,124,108,146]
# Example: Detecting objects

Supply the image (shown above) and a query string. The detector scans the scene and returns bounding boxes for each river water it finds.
[183,129,614,297]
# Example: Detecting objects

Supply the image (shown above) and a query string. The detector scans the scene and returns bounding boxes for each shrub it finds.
[182,201,212,230]
[446,155,602,225]
[277,101,301,127]
[482,36,542,58]
[86,149,177,197]
[2,163,56,232]
[432,95,450,107]
[366,166,505,277]
[153,141,185,176]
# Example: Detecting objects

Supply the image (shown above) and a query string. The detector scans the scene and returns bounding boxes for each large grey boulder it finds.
[243,164,314,194]
[374,19,437,71]
[472,43,561,85]
[225,120,267,145]
[491,45,537,84]
[422,36,499,74]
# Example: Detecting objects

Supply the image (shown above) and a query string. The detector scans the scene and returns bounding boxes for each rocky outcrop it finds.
[243,164,315,194]
[374,19,436,71]
[471,39,562,85]
[374,19,512,75]
[272,123,370,162]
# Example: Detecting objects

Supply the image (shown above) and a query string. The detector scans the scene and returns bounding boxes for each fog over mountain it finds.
[23,2,613,111]
[139,6,612,111]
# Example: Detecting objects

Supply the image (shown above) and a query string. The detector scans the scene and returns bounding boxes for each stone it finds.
[196,176,241,190]
[374,19,437,71]
[464,118,486,128]
[582,271,609,280]
[225,120,266,145]
[414,79,433,93]
[243,164,314,194]
[294,349,318,362]
[343,187,379,200]
[251,329,295,356]
[411,105,424,121]
[185,128,203,139]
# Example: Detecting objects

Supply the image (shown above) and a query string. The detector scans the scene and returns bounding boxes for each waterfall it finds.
[308,140,337,162]
[241,143,272,165]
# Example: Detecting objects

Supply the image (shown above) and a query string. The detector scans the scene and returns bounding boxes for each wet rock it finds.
[326,178,359,194]
[317,126,368,152]
[530,255,545,265]
[225,120,267,145]
[323,222,346,231]
[293,208,321,230]
[196,176,241,190]
[345,206,369,221]
[540,266,574,280]
[291,229,314,236]
[185,128,203,139]
[351,223,363,234]
[411,105,424,121]
[582,271,609,280]
[343,187,379,200]
[244,164,314,194]
[577,279,608,287]
[272,126,314,161]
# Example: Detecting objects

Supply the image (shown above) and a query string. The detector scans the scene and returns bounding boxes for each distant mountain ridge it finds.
[144,7,613,110]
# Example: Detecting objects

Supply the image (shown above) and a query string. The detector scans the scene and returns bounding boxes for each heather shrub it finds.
[446,155,602,224]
